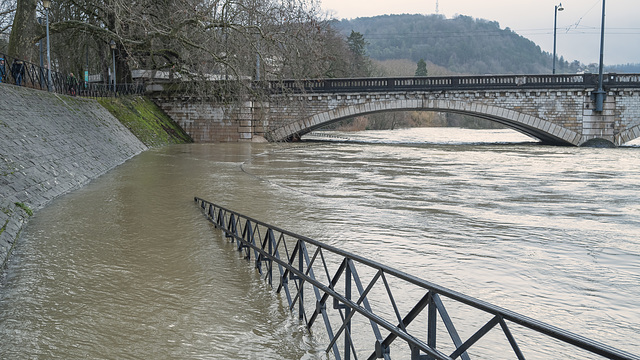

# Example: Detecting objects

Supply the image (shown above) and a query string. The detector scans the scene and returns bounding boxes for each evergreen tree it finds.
[346,30,371,76]
[347,30,367,58]
[415,58,428,76]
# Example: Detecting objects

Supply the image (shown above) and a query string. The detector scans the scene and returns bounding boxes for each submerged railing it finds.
[194,197,638,360]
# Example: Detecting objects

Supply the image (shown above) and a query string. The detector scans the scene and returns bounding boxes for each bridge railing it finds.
[194,197,638,360]
[265,73,640,94]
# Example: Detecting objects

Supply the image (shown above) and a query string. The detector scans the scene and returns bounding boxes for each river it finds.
[1,127,639,359]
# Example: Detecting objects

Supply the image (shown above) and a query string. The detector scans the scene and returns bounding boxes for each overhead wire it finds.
[358,28,640,41]
[564,0,601,33]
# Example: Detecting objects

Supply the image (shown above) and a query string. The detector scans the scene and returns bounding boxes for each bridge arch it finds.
[268,98,580,145]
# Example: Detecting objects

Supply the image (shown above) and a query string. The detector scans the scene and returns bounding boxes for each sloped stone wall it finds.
[0,84,147,269]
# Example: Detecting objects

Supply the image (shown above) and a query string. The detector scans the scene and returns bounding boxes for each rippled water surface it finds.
[1,128,639,359]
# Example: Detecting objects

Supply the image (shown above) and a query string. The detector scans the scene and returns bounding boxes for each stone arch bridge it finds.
[152,74,640,146]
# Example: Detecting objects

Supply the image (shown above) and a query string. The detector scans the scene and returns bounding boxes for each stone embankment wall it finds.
[0,84,148,269]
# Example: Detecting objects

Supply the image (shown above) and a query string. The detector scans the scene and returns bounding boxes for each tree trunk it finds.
[8,0,38,61]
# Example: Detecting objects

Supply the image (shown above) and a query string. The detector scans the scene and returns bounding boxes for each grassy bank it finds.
[98,96,192,147]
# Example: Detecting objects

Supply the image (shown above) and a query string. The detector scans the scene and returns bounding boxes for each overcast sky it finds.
[319,0,640,66]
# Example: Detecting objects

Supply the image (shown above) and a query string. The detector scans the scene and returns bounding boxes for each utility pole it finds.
[435,0,439,14]
[594,0,607,112]
[552,3,564,74]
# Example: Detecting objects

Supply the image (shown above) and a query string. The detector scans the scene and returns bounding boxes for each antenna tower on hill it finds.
[436,0,439,14]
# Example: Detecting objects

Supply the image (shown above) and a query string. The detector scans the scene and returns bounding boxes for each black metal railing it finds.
[0,52,144,97]
[194,197,639,360]
[264,73,640,94]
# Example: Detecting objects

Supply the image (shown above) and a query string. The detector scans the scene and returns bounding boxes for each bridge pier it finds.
[582,92,617,146]
[151,97,269,142]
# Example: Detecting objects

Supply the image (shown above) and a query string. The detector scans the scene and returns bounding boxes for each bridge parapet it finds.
[266,73,640,93]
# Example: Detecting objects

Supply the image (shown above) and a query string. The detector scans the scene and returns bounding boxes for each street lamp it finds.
[37,17,44,86]
[110,40,116,93]
[552,3,564,74]
[43,0,52,91]
[594,0,606,112]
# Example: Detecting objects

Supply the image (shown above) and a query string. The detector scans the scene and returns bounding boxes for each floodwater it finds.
[1,127,639,359]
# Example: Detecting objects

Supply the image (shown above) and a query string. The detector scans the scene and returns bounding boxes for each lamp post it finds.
[552,3,564,74]
[110,40,116,93]
[43,0,52,91]
[594,0,606,112]
[37,17,44,86]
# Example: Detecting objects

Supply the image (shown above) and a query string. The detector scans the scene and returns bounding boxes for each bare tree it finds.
[7,0,367,96]
[7,0,36,59]
[0,0,15,40]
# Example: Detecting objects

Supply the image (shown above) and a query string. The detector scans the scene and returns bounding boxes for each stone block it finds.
[621,132,631,143]
[515,112,527,124]
[532,118,541,128]
[557,128,567,140]
[582,128,603,136]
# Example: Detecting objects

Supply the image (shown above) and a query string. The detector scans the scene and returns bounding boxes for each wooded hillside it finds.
[333,14,577,75]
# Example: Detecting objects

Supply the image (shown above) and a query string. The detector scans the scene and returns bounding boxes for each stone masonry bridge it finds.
[151,74,640,146]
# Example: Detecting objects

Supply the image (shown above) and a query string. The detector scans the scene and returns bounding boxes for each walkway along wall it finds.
[0,84,148,270]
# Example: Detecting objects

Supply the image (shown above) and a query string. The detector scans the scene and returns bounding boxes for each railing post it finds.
[243,220,252,259]
[298,241,304,321]
[345,261,352,360]
[267,229,274,286]
[228,213,237,242]
[427,291,437,359]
